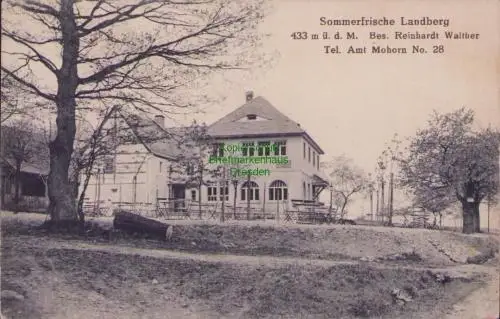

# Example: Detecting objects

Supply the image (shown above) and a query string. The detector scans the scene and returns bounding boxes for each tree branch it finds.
[2,30,59,75]
[0,66,56,101]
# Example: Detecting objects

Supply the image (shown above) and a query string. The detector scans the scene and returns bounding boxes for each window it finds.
[207,185,217,201]
[241,181,260,201]
[21,175,45,197]
[247,114,257,120]
[308,147,311,163]
[302,182,306,199]
[120,133,137,144]
[274,140,287,156]
[268,180,288,201]
[242,142,255,157]
[317,155,320,170]
[219,181,229,201]
[313,151,316,166]
[303,142,306,158]
[211,143,224,157]
[257,141,271,156]
[186,163,195,175]
[159,161,162,172]
[191,190,197,201]
[103,157,115,174]
[307,184,311,200]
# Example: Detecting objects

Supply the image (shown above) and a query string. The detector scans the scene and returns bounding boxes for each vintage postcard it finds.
[1,0,499,318]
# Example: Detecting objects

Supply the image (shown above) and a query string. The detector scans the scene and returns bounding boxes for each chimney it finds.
[154,114,165,129]
[245,91,254,102]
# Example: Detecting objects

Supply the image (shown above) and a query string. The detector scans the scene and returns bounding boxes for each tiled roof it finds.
[118,110,185,160]
[207,96,325,154]
[1,157,49,176]
[115,95,326,157]
[207,96,305,137]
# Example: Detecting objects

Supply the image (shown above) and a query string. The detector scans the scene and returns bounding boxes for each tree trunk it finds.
[387,172,394,226]
[42,176,49,199]
[114,210,170,240]
[14,163,21,213]
[329,186,333,216]
[339,195,348,219]
[0,175,5,208]
[77,167,92,223]
[74,177,84,223]
[460,181,482,234]
[472,203,481,233]
[380,179,385,222]
[47,0,80,226]
[194,183,199,219]
[461,199,480,234]
[369,190,373,220]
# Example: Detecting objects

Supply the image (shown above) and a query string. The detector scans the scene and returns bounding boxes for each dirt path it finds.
[21,237,491,278]
[6,236,496,319]
[442,268,499,319]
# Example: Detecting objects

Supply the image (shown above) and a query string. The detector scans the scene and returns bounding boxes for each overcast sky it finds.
[190,0,499,175]
[188,0,499,221]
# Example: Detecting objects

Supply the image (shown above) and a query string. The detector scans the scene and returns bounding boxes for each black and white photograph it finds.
[1,0,499,318]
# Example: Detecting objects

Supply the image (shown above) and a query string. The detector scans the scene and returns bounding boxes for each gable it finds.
[207,96,305,137]
[206,95,325,154]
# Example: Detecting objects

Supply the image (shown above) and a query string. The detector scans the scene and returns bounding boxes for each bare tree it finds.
[1,120,45,212]
[377,134,403,226]
[0,73,37,123]
[72,106,122,222]
[228,161,254,219]
[375,155,387,222]
[171,121,220,218]
[1,0,267,227]
[322,155,368,219]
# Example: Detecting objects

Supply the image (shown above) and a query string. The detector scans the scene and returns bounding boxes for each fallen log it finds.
[113,210,171,240]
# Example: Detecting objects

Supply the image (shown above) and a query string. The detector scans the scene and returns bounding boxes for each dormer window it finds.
[237,113,268,122]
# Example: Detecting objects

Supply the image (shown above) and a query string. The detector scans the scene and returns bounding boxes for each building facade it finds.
[187,91,330,215]
[80,109,182,213]
[80,92,329,216]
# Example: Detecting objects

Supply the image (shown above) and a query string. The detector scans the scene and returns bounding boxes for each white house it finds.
[80,108,184,213]
[81,91,329,216]
[189,91,330,215]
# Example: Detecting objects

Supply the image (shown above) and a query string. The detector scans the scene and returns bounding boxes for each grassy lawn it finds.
[1,212,498,318]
